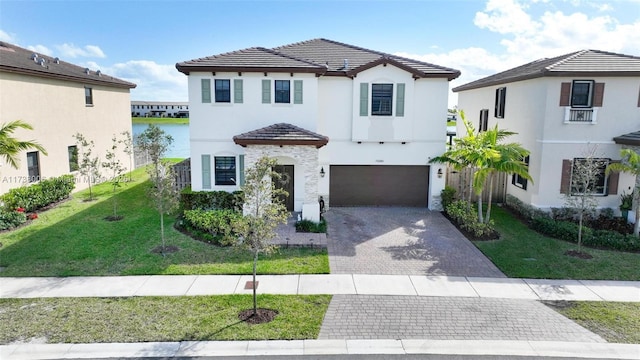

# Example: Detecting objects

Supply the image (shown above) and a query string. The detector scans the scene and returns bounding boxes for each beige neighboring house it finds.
[0,41,136,194]
[454,49,640,212]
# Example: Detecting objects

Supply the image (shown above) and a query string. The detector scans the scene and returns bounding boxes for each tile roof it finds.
[176,38,460,80]
[613,131,640,146]
[233,123,329,148]
[453,49,640,92]
[0,41,136,89]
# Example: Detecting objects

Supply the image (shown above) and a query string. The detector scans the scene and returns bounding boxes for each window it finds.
[372,84,393,116]
[68,145,78,172]
[571,80,594,107]
[512,155,529,190]
[215,156,236,185]
[84,87,93,105]
[275,80,290,103]
[215,79,231,103]
[570,158,609,196]
[27,151,40,183]
[494,87,506,118]
[479,109,489,132]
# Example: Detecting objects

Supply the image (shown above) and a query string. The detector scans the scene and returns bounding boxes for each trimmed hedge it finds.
[505,194,549,220]
[295,219,327,233]
[532,216,640,252]
[445,200,497,240]
[1,175,75,213]
[182,209,242,246]
[180,187,243,211]
[440,186,456,210]
[0,209,27,231]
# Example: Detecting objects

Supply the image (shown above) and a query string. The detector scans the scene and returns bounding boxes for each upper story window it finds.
[215,79,231,103]
[275,80,290,103]
[479,109,489,132]
[371,84,393,116]
[201,79,211,103]
[85,87,93,106]
[494,87,506,118]
[571,80,594,108]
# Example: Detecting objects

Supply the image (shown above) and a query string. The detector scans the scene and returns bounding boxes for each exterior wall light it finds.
[320,167,325,178]
[437,168,443,178]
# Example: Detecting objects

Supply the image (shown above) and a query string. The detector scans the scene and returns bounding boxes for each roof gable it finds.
[0,42,136,89]
[453,49,640,92]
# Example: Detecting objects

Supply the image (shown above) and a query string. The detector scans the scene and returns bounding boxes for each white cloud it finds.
[87,60,187,101]
[26,45,53,56]
[56,43,106,58]
[474,0,539,35]
[0,29,15,42]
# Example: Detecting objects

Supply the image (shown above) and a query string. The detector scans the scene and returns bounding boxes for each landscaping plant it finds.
[606,148,640,236]
[0,120,47,170]
[73,133,101,201]
[119,130,134,182]
[102,134,126,220]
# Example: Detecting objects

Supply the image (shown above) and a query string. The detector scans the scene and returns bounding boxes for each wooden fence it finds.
[445,166,508,203]
[172,158,191,191]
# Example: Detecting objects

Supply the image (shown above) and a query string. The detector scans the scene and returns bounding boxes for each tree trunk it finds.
[467,167,474,211]
[252,250,258,316]
[634,178,640,237]
[160,212,165,257]
[578,211,583,253]
[477,194,484,224]
[485,174,494,224]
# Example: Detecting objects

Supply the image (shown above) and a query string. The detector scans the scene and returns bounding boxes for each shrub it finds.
[445,200,497,239]
[0,209,27,230]
[183,209,242,246]
[180,187,243,211]
[1,175,75,213]
[440,186,456,210]
[295,219,327,233]
[505,194,549,220]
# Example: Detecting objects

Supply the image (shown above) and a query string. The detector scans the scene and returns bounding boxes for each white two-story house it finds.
[176,38,460,221]
[454,49,640,211]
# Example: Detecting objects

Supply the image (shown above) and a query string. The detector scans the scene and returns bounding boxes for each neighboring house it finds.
[454,49,640,212]
[176,38,460,221]
[0,41,136,194]
[131,101,189,118]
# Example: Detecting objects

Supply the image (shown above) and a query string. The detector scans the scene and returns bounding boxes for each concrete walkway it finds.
[2,275,638,301]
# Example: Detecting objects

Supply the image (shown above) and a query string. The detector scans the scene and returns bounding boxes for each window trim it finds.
[479,109,489,132]
[214,156,236,186]
[68,145,79,172]
[84,87,93,106]
[274,80,290,104]
[27,151,40,183]
[214,79,231,103]
[494,87,506,118]
[571,80,595,108]
[371,83,393,116]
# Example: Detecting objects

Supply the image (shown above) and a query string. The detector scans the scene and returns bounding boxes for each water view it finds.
[132,123,190,159]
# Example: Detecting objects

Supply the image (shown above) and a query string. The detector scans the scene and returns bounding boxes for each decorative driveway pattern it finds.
[318,295,605,342]
[324,207,505,277]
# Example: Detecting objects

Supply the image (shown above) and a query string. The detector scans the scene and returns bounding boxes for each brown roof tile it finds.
[0,41,136,89]
[233,123,329,148]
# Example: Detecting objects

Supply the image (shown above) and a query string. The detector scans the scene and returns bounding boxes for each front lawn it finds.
[0,295,331,343]
[473,206,640,280]
[0,168,329,277]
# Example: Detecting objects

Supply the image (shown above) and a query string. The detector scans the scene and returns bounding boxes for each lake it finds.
[132,123,190,159]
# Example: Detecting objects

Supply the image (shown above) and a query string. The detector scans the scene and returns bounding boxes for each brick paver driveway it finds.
[324,207,505,277]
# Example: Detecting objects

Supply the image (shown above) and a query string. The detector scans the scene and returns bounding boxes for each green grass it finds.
[0,295,331,343]
[545,301,640,344]
[0,167,329,276]
[473,206,640,280]
[132,117,189,125]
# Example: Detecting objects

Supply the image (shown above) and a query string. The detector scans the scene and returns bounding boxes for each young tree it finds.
[564,146,606,253]
[233,156,289,318]
[136,125,177,255]
[0,120,47,169]
[73,133,101,201]
[102,134,126,220]
[119,130,134,182]
[606,148,640,237]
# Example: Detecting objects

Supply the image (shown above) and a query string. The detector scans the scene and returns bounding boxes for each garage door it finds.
[330,165,429,207]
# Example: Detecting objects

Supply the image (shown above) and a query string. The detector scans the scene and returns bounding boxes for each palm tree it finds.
[606,149,640,236]
[0,120,47,169]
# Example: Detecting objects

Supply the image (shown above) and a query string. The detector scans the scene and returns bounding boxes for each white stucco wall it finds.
[0,72,133,194]
[457,76,640,211]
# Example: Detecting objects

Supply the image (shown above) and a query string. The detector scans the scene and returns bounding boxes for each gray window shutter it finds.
[201,154,211,189]
[201,79,211,103]
[234,79,243,103]
[294,80,303,104]
[396,83,405,117]
[593,82,605,107]
[239,155,245,186]
[559,82,571,106]
[359,83,369,116]
[262,80,271,104]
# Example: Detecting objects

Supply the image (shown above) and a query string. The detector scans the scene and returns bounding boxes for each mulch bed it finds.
[151,245,180,254]
[104,215,124,222]
[564,249,594,259]
[238,308,279,324]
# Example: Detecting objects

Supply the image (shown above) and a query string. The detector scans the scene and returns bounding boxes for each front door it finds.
[273,165,294,211]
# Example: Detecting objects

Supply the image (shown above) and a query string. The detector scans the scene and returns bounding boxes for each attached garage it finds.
[329,165,429,207]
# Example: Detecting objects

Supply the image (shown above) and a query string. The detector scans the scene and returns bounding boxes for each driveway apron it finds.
[324,207,505,277]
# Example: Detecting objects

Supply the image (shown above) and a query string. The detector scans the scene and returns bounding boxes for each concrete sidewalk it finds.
[1,275,638,301]
[2,339,639,359]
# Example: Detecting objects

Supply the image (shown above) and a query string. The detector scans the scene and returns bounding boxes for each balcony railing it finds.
[564,107,597,123]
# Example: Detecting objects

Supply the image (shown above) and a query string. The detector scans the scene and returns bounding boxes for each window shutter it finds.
[395,83,405,117]
[238,155,245,186]
[201,154,211,189]
[637,85,640,107]
[262,80,271,104]
[593,82,605,107]
[359,83,369,116]
[201,79,211,103]
[293,80,303,104]
[559,82,571,106]
[234,79,243,103]
[560,159,571,194]
[607,160,620,195]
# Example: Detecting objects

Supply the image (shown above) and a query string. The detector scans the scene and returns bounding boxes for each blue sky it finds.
[1,0,639,105]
